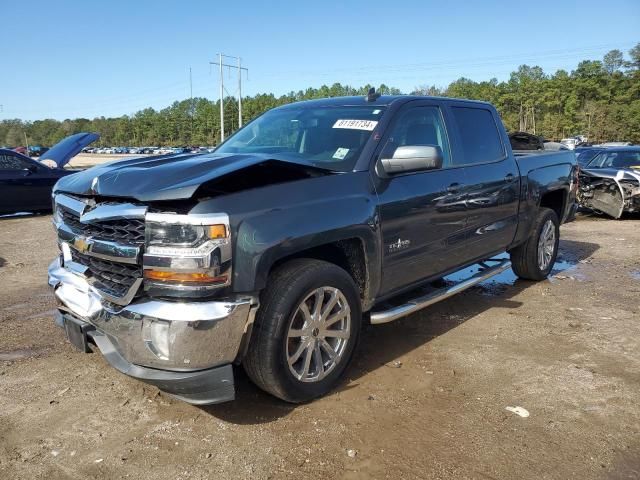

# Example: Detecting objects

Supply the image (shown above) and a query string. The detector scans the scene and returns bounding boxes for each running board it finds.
[370,259,512,325]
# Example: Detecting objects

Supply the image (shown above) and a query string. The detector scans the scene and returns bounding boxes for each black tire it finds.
[510,207,560,281]
[243,259,362,403]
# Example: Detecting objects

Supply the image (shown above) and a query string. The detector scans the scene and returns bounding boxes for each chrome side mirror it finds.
[380,145,443,175]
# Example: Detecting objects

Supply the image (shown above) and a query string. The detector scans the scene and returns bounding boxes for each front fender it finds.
[235,198,379,295]
[192,172,381,305]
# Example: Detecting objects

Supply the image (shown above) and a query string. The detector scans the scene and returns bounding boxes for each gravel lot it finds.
[0,211,639,479]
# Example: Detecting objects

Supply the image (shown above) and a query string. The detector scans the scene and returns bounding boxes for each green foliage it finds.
[2,44,639,147]
[438,44,640,142]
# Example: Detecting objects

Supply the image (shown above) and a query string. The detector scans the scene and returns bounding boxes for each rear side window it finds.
[451,107,505,165]
[0,154,28,170]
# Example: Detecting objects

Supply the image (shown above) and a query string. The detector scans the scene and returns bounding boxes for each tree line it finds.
[1,44,638,147]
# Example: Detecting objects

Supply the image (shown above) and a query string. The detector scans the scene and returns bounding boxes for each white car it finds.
[560,138,580,150]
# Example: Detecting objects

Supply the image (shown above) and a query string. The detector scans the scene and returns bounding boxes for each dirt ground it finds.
[0,211,639,480]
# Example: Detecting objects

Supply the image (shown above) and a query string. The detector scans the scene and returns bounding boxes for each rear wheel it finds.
[510,208,559,281]
[243,259,361,403]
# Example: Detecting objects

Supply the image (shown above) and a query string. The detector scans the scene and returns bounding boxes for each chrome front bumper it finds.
[48,257,255,403]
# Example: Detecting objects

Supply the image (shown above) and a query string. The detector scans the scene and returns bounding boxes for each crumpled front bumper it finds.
[48,257,254,404]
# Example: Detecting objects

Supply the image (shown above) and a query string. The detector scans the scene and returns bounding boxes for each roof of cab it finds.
[276,95,493,109]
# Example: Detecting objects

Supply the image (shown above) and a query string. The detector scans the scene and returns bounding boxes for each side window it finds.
[384,106,451,167]
[450,107,505,165]
[0,154,28,170]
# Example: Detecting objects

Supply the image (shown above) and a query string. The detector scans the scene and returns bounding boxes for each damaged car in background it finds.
[578,146,640,218]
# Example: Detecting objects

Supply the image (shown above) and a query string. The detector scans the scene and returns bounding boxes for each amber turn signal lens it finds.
[208,224,227,239]
[144,270,227,284]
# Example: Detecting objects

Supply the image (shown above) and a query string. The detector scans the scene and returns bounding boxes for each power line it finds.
[210,54,248,142]
[260,42,636,79]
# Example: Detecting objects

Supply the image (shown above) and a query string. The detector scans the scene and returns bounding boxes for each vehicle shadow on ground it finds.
[577,210,640,221]
[200,239,599,425]
[0,212,47,220]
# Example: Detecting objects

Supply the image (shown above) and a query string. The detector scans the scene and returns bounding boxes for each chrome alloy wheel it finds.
[537,219,556,270]
[286,287,351,383]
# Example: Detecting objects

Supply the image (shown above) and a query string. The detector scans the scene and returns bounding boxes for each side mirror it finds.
[21,166,38,176]
[380,145,443,175]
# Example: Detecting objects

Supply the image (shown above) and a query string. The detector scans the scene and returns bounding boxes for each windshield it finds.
[587,150,640,169]
[575,149,601,166]
[216,105,386,171]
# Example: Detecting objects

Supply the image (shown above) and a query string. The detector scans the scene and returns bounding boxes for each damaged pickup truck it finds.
[578,147,640,218]
[49,93,578,404]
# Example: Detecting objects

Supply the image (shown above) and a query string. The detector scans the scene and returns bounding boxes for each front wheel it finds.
[510,208,560,281]
[243,259,362,403]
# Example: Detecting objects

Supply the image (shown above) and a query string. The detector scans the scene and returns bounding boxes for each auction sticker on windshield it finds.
[333,119,378,131]
[333,148,349,160]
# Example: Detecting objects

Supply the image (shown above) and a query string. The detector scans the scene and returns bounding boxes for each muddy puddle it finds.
[443,253,585,297]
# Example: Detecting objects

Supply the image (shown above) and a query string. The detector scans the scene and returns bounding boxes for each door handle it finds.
[446,183,463,194]
[504,174,515,183]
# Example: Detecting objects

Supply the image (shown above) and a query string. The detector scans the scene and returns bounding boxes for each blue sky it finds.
[2,0,638,120]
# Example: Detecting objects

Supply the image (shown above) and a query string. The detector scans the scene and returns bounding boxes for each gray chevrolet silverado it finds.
[49,93,578,404]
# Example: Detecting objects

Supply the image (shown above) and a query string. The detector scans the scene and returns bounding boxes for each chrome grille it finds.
[60,208,145,246]
[55,196,147,304]
[70,249,142,298]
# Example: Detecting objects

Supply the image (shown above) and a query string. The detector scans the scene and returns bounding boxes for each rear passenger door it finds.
[447,104,520,261]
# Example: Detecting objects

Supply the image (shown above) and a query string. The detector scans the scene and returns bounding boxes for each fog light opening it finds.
[142,318,171,361]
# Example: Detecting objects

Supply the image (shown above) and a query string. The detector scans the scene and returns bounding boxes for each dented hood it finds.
[53,152,328,201]
[580,167,640,183]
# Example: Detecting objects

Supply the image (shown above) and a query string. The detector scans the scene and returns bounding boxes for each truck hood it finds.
[40,132,99,168]
[580,167,640,183]
[53,152,331,202]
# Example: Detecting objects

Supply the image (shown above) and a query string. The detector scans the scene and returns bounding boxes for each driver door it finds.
[375,102,469,296]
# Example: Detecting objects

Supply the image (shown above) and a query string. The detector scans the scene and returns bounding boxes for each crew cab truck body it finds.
[48,95,577,404]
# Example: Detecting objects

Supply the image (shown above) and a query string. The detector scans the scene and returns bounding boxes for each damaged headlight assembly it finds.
[143,213,232,297]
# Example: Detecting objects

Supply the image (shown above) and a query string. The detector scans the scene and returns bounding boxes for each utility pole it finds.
[219,54,224,143]
[238,57,243,128]
[210,54,248,143]
[189,67,194,145]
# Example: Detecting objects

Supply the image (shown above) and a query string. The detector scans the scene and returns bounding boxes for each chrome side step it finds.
[370,259,512,325]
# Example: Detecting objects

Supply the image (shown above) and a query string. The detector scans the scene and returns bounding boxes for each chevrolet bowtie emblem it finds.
[73,236,90,253]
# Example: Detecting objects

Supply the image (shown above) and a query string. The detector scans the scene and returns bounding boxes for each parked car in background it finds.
[509,131,544,151]
[579,146,640,218]
[508,132,568,152]
[48,94,577,405]
[599,142,632,147]
[561,138,580,150]
[0,133,98,214]
[28,146,49,157]
[542,141,569,151]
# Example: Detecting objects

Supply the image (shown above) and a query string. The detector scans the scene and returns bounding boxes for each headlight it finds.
[143,213,232,296]
[52,196,64,226]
